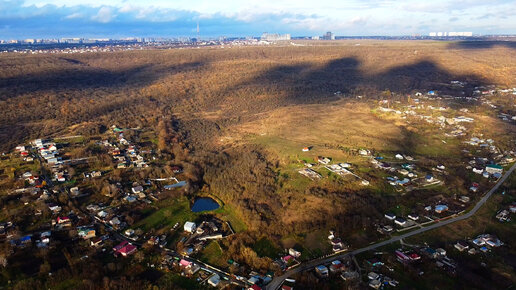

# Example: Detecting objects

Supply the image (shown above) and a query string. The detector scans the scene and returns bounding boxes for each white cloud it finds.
[3,0,516,37]
[349,16,368,26]
[91,6,114,23]
[65,12,83,19]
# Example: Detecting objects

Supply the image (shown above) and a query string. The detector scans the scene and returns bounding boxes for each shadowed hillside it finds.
[0,41,515,150]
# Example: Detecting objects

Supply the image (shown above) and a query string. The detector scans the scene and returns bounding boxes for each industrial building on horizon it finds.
[322,31,335,40]
[429,32,473,37]
[260,33,291,41]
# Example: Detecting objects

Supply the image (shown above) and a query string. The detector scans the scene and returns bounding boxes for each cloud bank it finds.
[0,0,515,39]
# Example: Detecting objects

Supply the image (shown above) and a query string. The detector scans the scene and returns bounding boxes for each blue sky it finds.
[0,0,515,39]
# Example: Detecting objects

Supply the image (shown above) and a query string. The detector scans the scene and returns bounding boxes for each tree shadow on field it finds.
[0,60,205,100]
[223,56,488,109]
[447,41,516,50]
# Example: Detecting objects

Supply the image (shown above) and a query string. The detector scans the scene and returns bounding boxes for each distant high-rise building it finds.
[322,31,335,40]
[261,33,291,41]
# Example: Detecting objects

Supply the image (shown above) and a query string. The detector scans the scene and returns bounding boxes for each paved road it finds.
[266,162,516,290]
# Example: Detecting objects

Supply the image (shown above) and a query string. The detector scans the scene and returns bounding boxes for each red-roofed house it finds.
[179,259,192,267]
[113,240,129,252]
[119,244,137,257]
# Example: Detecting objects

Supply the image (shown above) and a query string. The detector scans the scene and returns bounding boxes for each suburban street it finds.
[266,162,516,290]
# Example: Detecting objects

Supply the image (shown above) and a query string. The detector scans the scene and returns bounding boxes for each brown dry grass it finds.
[219,101,402,163]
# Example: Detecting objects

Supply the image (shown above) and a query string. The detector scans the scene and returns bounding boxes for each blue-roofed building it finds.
[315,265,329,277]
[435,204,449,213]
[164,181,187,190]
[20,235,32,243]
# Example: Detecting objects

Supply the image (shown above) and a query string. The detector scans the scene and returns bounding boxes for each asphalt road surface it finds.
[266,162,516,290]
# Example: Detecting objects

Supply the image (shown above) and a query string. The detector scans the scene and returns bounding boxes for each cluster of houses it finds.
[314,258,358,282]
[162,255,196,273]
[455,234,504,254]
[371,156,441,191]
[8,230,52,249]
[275,248,302,271]
[383,212,417,230]
[367,271,399,289]
[22,171,44,188]
[378,98,474,134]
[419,246,457,273]
[298,168,322,180]
[298,154,370,186]
[495,203,516,222]
[380,202,458,234]
[33,139,60,164]
[102,126,150,169]
[365,244,457,286]
[467,158,504,180]
[15,145,34,162]
[328,231,349,252]
[180,220,227,257]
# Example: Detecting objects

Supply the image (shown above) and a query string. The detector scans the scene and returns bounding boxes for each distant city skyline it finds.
[0,0,515,39]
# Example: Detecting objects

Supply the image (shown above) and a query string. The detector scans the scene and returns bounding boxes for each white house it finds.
[289,248,301,258]
[384,213,396,220]
[394,218,406,226]
[184,221,196,233]
[408,214,419,221]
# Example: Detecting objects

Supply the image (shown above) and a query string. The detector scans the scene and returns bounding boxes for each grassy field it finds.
[0,154,40,194]
[135,197,198,232]
[198,241,226,268]
[135,196,247,234]
[230,102,402,165]
[253,237,281,258]
[213,203,247,233]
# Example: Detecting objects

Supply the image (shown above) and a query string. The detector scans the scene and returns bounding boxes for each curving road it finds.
[266,162,516,290]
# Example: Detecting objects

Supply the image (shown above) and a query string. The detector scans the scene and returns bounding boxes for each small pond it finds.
[191,197,220,212]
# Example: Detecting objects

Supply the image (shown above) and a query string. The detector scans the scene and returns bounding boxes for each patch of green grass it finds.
[213,203,247,233]
[302,229,332,259]
[251,135,311,163]
[387,204,411,217]
[55,136,85,144]
[281,173,312,192]
[135,197,198,231]
[253,237,281,258]
[158,273,206,290]
[198,241,225,268]
[49,278,83,290]
[135,196,248,235]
